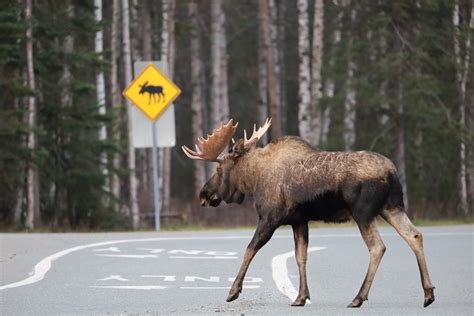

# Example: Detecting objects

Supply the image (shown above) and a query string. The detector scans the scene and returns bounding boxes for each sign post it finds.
[123,62,181,231]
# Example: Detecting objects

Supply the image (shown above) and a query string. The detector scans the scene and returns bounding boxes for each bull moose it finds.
[182,118,435,308]
[138,81,165,104]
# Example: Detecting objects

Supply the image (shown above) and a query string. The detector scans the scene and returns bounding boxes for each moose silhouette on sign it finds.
[139,81,165,104]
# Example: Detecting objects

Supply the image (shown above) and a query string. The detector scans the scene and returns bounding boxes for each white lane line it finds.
[169,256,237,259]
[1,230,471,290]
[95,254,159,259]
[90,285,167,290]
[272,246,327,304]
[180,285,260,290]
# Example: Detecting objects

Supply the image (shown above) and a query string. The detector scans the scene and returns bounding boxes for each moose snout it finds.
[200,193,221,207]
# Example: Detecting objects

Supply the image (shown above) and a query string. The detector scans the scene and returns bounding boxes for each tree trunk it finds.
[122,0,140,228]
[277,0,287,132]
[188,0,206,195]
[141,0,152,203]
[110,0,121,210]
[258,0,282,139]
[160,0,176,221]
[396,81,409,212]
[453,0,472,216]
[95,0,108,186]
[257,16,268,143]
[25,0,40,230]
[322,6,343,146]
[13,174,24,225]
[311,0,324,146]
[268,0,283,132]
[210,0,229,128]
[343,5,357,151]
[297,0,312,144]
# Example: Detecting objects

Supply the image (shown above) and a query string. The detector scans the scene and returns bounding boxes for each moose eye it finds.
[217,167,223,176]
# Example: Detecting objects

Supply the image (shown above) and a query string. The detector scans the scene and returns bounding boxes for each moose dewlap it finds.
[182,118,435,308]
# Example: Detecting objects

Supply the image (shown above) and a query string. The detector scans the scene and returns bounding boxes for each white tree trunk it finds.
[311,0,324,146]
[453,0,472,216]
[188,0,206,194]
[25,0,40,230]
[297,0,312,144]
[210,0,229,128]
[122,0,140,228]
[343,6,357,151]
[110,0,121,209]
[160,0,176,220]
[94,0,108,185]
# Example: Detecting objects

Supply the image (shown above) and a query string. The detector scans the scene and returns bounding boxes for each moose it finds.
[182,118,435,308]
[138,81,165,104]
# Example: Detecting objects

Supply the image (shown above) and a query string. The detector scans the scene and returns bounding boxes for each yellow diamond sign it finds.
[123,64,181,121]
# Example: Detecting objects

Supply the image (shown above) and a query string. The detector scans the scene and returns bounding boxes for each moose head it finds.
[182,118,271,207]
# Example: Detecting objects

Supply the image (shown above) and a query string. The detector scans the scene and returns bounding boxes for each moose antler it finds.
[243,118,272,147]
[182,119,238,162]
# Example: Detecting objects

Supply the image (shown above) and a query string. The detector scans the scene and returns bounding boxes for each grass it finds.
[2,218,472,233]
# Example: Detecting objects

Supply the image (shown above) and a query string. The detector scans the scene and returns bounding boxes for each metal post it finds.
[152,121,160,231]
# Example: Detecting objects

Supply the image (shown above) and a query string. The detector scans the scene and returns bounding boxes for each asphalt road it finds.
[1,225,472,315]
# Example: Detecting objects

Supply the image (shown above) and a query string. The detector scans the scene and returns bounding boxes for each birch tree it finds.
[210,0,229,128]
[110,0,121,208]
[297,0,312,143]
[453,0,472,216]
[94,0,107,183]
[160,0,176,219]
[122,0,140,228]
[25,0,40,230]
[188,0,206,194]
[311,0,324,146]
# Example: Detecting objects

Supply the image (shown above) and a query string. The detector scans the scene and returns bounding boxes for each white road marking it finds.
[95,254,159,259]
[180,285,260,290]
[90,285,167,290]
[93,247,121,252]
[1,231,471,290]
[169,256,237,259]
[271,246,327,304]
[136,248,165,253]
[141,275,176,281]
[97,275,129,282]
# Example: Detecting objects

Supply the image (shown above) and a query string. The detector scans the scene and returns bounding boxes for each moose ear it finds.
[231,139,247,158]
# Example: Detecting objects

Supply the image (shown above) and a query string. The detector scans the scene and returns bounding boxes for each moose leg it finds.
[291,223,310,306]
[381,208,435,307]
[227,220,276,302]
[348,220,386,308]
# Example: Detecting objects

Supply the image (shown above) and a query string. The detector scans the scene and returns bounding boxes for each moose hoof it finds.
[226,288,241,302]
[291,296,309,307]
[423,287,435,308]
[347,297,365,308]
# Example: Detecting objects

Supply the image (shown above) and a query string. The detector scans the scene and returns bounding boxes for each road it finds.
[1,225,472,315]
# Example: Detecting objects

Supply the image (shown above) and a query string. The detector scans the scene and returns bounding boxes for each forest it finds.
[0,0,473,230]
